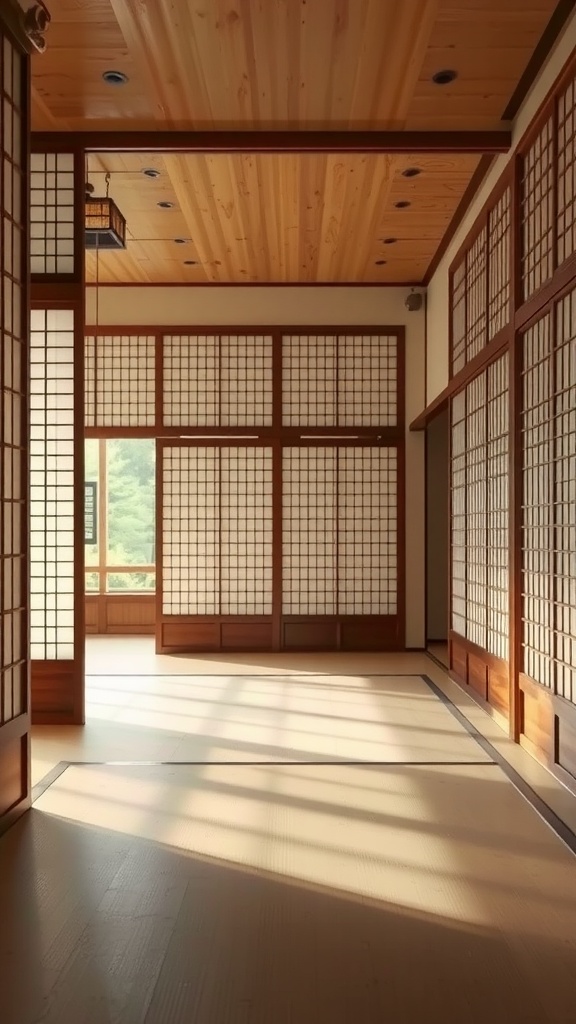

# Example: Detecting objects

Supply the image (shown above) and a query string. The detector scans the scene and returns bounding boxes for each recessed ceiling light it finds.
[432,69,457,85]
[174,237,188,244]
[142,167,160,178]
[102,70,129,86]
[375,259,387,266]
[184,260,197,265]
[382,237,397,244]
[394,201,411,209]
[157,201,174,209]
[402,167,421,178]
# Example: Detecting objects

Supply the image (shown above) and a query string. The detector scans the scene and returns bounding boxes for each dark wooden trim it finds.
[502,0,576,121]
[85,281,425,289]
[422,154,494,286]
[410,393,449,432]
[86,323,407,336]
[85,426,159,439]
[32,130,513,154]
[410,326,511,430]
[31,282,82,305]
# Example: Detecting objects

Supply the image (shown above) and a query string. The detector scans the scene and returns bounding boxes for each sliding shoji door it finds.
[0,18,30,832]
[519,291,576,776]
[447,166,512,720]
[280,332,403,650]
[157,332,275,652]
[156,328,404,653]
[30,139,85,723]
[449,353,510,716]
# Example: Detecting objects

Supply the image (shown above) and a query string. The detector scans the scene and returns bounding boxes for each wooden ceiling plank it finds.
[357,0,440,124]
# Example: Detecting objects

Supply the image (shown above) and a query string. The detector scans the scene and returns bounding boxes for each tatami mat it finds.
[5,759,573,1023]
[33,674,493,780]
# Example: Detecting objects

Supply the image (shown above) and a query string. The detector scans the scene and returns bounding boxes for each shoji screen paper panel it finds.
[450,355,509,702]
[282,446,399,649]
[282,448,337,616]
[282,334,397,427]
[554,290,576,705]
[30,308,82,722]
[85,334,156,429]
[30,153,75,276]
[521,117,554,302]
[159,444,273,652]
[488,188,511,341]
[163,334,273,428]
[464,374,487,651]
[450,391,467,638]
[30,310,75,660]
[486,356,509,661]
[449,184,511,378]
[557,76,576,268]
[521,297,576,705]
[521,314,554,690]
[337,448,397,615]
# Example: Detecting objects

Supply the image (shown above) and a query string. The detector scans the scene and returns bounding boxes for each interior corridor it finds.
[1,644,575,1024]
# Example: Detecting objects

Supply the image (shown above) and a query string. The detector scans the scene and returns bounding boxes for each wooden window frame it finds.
[84,438,156,598]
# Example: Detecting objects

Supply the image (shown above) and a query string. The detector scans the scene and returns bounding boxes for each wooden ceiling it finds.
[33,0,559,132]
[86,152,482,284]
[34,0,564,284]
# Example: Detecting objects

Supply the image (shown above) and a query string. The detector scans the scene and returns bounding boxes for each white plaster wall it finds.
[425,10,576,404]
[86,285,426,647]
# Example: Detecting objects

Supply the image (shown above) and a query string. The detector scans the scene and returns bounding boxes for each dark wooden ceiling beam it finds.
[31,129,512,155]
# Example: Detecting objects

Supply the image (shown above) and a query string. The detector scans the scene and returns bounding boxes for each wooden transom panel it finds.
[85,151,481,284]
[31,0,558,132]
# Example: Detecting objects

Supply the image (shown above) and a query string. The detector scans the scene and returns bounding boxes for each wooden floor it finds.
[1,643,576,1023]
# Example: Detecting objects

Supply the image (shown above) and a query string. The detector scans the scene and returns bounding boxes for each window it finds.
[85,438,155,594]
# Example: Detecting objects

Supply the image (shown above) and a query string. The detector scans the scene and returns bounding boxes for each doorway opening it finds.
[84,438,156,636]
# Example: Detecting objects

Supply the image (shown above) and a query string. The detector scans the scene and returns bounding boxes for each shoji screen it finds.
[156,328,404,653]
[450,354,509,709]
[558,75,576,267]
[85,333,156,429]
[450,184,512,377]
[521,294,576,705]
[280,332,401,651]
[282,446,397,629]
[521,117,554,302]
[163,334,273,428]
[0,22,30,829]
[30,310,76,663]
[30,153,75,275]
[30,142,84,723]
[158,444,273,651]
[282,333,397,426]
